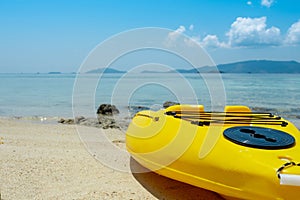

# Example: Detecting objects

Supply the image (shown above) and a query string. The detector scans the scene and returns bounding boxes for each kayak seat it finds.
[224,105,252,126]
[224,105,251,113]
[166,104,205,113]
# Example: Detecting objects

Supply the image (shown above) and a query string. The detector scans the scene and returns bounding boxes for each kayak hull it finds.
[126,105,300,200]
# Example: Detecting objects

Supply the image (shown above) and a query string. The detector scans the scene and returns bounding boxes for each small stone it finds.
[74,116,85,124]
[58,118,74,124]
[163,101,180,108]
[58,118,65,123]
[97,104,119,115]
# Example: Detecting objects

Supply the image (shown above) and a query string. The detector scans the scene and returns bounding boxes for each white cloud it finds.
[168,25,186,41]
[165,25,186,47]
[285,20,300,45]
[247,1,252,6]
[201,35,228,48]
[261,0,274,8]
[184,36,201,47]
[226,16,281,47]
[189,24,194,31]
[165,18,300,50]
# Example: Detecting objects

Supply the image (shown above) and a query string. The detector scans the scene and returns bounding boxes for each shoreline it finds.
[1,114,300,199]
[1,109,299,130]
[0,118,223,200]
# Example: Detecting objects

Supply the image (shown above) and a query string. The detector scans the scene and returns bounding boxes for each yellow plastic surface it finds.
[126,105,300,200]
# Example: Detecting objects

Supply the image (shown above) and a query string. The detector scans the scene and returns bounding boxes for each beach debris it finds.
[96,104,119,115]
[0,137,3,144]
[74,116,86,124]
[58,118,74,124]
[58,103,183,129]
[112,139,125,144]
[94,104,121,128]
[58,115,121,129]
[97,115,120,129]
[40,117,47,122]
[163,101,180,108]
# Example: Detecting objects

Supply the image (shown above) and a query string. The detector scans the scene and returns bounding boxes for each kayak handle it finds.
[277,162,300,179]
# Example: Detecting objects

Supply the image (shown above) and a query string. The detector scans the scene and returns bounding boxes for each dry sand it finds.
[0,118,223,200]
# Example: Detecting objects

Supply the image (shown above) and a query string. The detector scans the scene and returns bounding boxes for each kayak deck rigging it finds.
[165,110,289,127]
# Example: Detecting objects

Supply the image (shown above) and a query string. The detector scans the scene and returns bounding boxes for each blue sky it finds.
[1,0,300,72]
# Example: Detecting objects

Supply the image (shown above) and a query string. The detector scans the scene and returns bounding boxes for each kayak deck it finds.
[126,105,300,200]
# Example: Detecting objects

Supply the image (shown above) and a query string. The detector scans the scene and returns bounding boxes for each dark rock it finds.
[58,118,74,124]
[65,119,74,124]
[163,101,180,108]
[79,118,99,127]
[58,116,121,129]
[75,116,86,124]
[97,115,120,129]
[128,105,150,116]
[97,104,120,115]
[128,105,150,111]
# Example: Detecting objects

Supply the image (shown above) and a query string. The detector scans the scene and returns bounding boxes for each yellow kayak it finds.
[126,105,300,200]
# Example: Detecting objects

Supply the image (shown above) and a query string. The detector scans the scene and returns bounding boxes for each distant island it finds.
[143,60,300,74]
[85,60,300,74]
[48,72,62,74]
[216,60,300,73]
[85,68,126,74]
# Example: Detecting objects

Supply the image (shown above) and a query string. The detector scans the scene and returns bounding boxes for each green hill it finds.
[216,60,300,73]
[178,60,300,73]
[85,68,126,74]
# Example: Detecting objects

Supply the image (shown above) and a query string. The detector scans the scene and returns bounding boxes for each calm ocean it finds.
[1,73,300,124]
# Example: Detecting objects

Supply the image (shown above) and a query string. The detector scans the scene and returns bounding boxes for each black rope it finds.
[188,120,288,127]
[165,111,288,127]
[277,162,300,179]
[166,111,279,120]
[135,113,153,119]
[174,115,281,121]
[165,111,274,117]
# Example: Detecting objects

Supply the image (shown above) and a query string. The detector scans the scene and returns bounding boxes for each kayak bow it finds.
[126,105,300,199]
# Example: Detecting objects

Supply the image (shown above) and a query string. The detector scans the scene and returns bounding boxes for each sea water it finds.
[0,73,300,124]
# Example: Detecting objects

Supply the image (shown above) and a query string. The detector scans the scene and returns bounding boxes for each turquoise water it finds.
[1,73,300,123]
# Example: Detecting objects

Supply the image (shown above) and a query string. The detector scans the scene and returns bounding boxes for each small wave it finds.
[251,107,300,120]
[10,116,61,124]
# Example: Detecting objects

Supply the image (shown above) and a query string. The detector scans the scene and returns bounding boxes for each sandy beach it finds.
[0,118,223,200]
